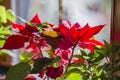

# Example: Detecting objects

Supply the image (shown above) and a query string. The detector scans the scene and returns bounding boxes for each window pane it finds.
[63,0,111,42]
[28,0,59,25]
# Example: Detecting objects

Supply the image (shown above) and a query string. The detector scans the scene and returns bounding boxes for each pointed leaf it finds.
[80,49,87,56]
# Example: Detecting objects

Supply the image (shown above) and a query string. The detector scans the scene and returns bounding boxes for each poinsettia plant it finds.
[1,14,119,80]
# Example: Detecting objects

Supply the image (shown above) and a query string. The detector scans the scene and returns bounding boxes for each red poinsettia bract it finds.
[46,66,64,79]
[26,38,47,60]
[12,14,41,37]
[1,35,29,49]
[55,49,71,65]
[56,21,105,51]
[1,14,48,51]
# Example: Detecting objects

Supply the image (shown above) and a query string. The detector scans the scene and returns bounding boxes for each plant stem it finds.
[35,37,44,58]
[65,46,76,72]
[39,46,44,58]
[27,54,37,63]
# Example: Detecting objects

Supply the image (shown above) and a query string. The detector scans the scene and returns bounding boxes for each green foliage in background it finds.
[0,5,16,55]
[0,5,16,23]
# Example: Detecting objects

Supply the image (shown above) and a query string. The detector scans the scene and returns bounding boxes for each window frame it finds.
[111,0,120,45]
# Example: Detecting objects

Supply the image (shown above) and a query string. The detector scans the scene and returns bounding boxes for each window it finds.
[112,0,120,44]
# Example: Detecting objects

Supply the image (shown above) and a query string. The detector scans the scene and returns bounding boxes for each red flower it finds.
[24,75,36,80]
[30,14,41,25]
[2,14,48,50]
[56,21,104,51]
[46,66,64,79]
[12,14,41,36]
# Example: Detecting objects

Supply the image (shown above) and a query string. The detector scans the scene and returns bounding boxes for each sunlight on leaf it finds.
[0,5,6,23]
[6,10,16,21]
[68,73,80,80]
[20,52,34,62]
[0,26,13,35]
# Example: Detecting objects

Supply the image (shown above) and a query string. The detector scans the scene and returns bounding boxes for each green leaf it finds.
[0,38,5,47]
[81,72,90,80]
[6,9,16,21]
[37,23,51,28]
[62,68,81,79]
[100,72,109,80]
[52,56,61,63]
[90,52,104,64]
[96,69,102,77]
[68,73,80,80]
[19,52,34,62]
[67,68,81,74]
[0,26,12,35]
[37,27,43,32]
[0,5,7,23]
[6,62,31,80]
[103,40,113,51]
[83,56,90,60]
[70,63,85,67]
[97,41,114,56]
[74,55,83,59]
[80,49,87,56]
[31,56,61,73]
[95,41,120,57]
